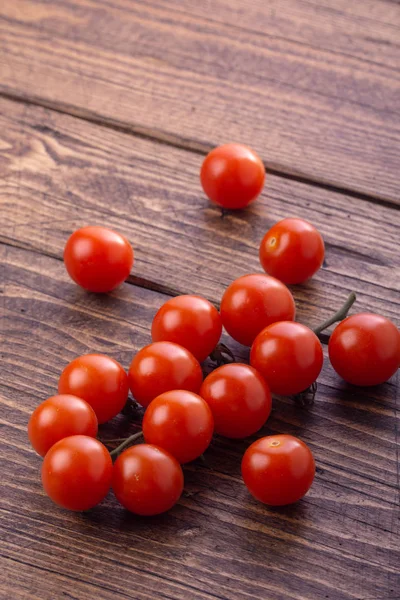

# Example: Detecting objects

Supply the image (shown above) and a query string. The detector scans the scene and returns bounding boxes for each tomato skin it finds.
[328,313,400,386]
[250,322,323,395]
[200,144,265,209]
[58,354,129,424]
[42,436,113,511]
[128,342,203,408]
[142,390,214,463]
[200,364,271,438]
[112,444,184,515]
[220,274,296,346]
[28,395,98,457]
[259,218,325,284]
[151,295,222,362]
[242,435,315,506]
[64,226,134,293]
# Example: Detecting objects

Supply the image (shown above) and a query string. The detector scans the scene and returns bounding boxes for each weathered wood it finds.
[0,0,399,201]
[0,97,399,332]
[1,556,125,600]
[0,2,399,596]
[1,244,399,600]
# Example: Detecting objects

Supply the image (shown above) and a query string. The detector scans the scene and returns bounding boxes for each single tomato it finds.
[151,295,222,362]
[58,354,129,424]
[200,364,271,438]
[128,341,203,408]
[64,226,134,292]
[250,322,323,395]
[259,218,324,284]
[28,394,98,456]
[242,435,315,506]
[220,274,296,346]
[142,390,214,463]
[112,444,184,515]
[200,143,265,209]
[328,313,400,386]
[42,435,113,511]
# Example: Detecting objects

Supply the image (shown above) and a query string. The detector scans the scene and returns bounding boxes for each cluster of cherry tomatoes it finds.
[28,143,400,516]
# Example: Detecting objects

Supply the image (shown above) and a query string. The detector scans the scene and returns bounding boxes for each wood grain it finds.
[0,0,399,201]
[0,3,399,597]
[0,96,399,334]
[1,243,399,600]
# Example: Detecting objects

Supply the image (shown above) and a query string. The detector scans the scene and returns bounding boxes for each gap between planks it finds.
[0,237,347,348]
[0,238,184,298]
[0,89,398,211]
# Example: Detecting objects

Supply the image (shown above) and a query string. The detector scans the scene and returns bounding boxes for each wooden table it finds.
[1,2,399,599]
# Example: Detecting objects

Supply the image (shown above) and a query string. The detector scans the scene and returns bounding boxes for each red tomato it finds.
[28,394,98,456]
[242,435,315,506]
[64,226,134,292]
[151,295,222,362]
[200,364,271,438]
[58,354,129,424]
[220,274,296,346]
[112,444,184,515]
[200,144,265,209]
[128,341,203,408]
[328,313,400,386]
[42,436,113,511]
[250,322,323,395]
[259,218,325,284]
[142,390,214,463]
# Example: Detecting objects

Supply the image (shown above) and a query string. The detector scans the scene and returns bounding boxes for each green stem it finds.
[313,292,357,336]
[109,431,143,459]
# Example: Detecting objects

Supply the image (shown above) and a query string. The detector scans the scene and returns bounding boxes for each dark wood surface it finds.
[2,244,399,600]
[0,2,399,599]
[0,0,399,202]
[1,97,399,323]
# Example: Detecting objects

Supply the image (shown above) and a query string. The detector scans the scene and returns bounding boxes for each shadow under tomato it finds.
[239,493,312,545]
[329,377,398,404]
[114,508,173,530]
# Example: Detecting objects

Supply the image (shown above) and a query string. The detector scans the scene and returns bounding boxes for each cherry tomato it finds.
[200,144,265,209]
[220,274,296,346]
[142,390,214,463]
[128,342,203,408]
[112,444,184,515]
[200,364,271,438]
[242,435,315,506]
[151,295,222,362]
[28,394,98,456]
[64,226,134,292]
[250,322,323,395]
[58,354,129,424]
[328,313,400,386]
[259,218,324,284]
[42,435,113,511]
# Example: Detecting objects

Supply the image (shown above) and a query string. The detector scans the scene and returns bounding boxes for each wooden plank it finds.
[1,556,125,600]
[0,96,399,331]
[0,0,399,201]
[1,243,399,600]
